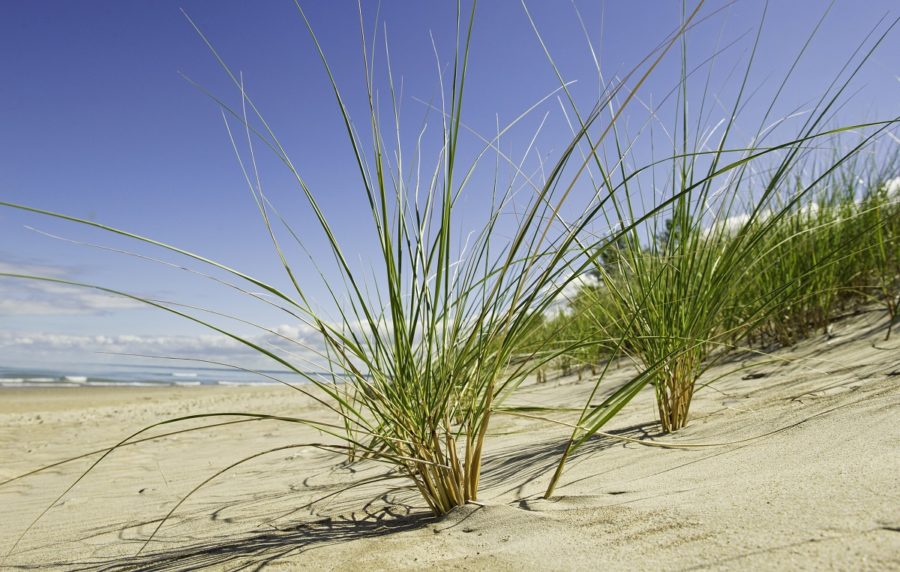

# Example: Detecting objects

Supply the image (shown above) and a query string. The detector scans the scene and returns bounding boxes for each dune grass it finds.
[0,1,897,560]
[733,162,899,347]
[0,2,712,555]
[531,143,899,496]
[864,176,900,339]
[536,6,898,495]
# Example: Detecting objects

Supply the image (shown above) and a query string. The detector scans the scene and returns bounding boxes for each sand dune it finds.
[2,311,898,570]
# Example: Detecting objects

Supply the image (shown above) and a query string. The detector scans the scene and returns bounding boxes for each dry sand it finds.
[2,311,899,571]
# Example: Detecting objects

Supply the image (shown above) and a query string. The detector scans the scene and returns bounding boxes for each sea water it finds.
[0,363,346,388]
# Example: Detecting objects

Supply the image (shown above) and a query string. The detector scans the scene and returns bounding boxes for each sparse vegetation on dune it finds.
[0,0,898,563]
[515,3,899,493]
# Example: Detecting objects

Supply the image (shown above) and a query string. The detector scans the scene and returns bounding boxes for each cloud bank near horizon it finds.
[0,324,329,372]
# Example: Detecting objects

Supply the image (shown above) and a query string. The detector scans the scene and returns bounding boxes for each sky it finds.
[1,0,898,373]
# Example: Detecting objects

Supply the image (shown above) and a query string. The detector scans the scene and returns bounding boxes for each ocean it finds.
[0,363,334,388]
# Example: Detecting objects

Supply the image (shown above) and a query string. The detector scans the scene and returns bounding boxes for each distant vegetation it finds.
[522,166,900,428]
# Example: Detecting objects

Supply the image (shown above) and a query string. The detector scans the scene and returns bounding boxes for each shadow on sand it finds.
[480,420,660,495]
[14,423,659,571]
[60,505,434,572]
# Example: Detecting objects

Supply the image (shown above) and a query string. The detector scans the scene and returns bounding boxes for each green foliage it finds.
[0,0,694,537]
[537,4,898,496]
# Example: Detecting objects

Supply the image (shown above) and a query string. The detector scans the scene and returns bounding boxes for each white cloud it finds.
[0,322,332,371]
[702,212,754,238]
[273,323,319,341]
[0,331,242,354]
[0,260,67,277]
[884,176,900,198]
[0,260,143,316]
[545,272,599,317]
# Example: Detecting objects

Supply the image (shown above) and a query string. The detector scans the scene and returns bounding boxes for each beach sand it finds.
[2,311,899,571]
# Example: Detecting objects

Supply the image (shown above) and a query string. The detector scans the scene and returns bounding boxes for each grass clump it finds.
[729,153,900,347]
[863,175,900,339]
[0,0,697,544]
[538,5,897,494]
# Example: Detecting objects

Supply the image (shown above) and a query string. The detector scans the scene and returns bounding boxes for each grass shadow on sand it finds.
[48,504,436,572]
[480,420,661,496]
[7,422,661,571]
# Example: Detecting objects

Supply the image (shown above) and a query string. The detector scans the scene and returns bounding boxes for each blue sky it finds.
[1,0,898,372]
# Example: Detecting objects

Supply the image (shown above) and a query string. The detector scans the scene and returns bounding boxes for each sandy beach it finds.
[2,310,899,571]
[3,2,899,570]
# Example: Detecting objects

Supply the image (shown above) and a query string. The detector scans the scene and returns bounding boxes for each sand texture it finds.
[2,311,899,571]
